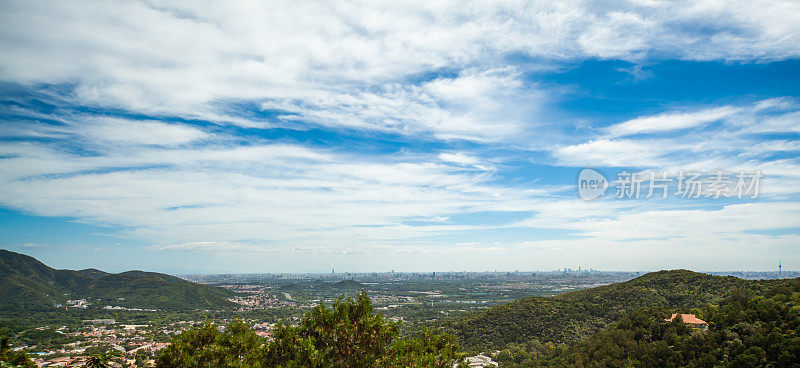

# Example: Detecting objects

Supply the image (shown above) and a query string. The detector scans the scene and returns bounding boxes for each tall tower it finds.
[779,260,782,278]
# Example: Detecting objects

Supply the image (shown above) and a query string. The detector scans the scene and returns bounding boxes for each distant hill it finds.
[445,269,798,350]
[0,249,90,310]
[0,249,236,311]
[330,279,366,290]
[78,268,108,279]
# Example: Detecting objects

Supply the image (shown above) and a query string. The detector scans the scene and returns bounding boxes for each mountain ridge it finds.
[0,249,235,311]
[444,269,799,350]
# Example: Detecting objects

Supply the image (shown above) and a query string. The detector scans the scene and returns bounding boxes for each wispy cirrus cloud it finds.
[554,99,800,174]
[1,0,799,140]
[262,68,542,142]
[0,109,550,251]
[606,106,740,137]
[80,118,209,146]
[153,241,261,252]
[1,0,799,271]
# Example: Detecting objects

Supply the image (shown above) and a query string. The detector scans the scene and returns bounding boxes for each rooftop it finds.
[666,313,707,325]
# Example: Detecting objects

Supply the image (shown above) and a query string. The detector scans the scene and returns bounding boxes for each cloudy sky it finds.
[1,0,799,273]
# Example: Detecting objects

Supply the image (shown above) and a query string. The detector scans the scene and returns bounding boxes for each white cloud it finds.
[755,111,800,133]
[1,0,799,140]
[575,202,800,240]
[578,11,653,59]
[80,118,208,146]
[554,138,666,167]
[439,152,480,166]
[154,241,260,252]
[262,68,540,141]
[554,100,800,177]
[0,129,546,250]
[0,1,799,268]
[607,106,739,136]
[22,242,48,248]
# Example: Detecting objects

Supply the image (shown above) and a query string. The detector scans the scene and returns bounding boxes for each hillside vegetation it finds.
[445,270,797,350]
[495,282,800,367]
[156,292,467,368]
[157,272,800,368]
[0,249,235,311]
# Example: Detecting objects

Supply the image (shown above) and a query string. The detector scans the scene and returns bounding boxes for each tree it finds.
[86,349,121,368]
[494,284,800,368]
[0,336,35,368]
[265,291,400,367]
[157,291,466,368]
[135,351,149,367]
[382,329,466,368]
[155,321,262,368]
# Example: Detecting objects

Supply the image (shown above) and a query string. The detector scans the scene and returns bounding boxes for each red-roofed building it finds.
[665,313,708,330]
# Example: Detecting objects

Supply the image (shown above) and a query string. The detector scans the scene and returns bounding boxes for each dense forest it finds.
[156,292,467,368]
[494,283,800,367]
[444,270,797,350]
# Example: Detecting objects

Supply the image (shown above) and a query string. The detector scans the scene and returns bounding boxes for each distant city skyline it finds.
[1,1,799,273]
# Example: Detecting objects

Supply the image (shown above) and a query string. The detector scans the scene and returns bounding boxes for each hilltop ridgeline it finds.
[444,269,799,350]
[0,249,235,311]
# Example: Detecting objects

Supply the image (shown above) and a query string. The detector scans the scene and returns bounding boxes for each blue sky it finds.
[1,1,799,273]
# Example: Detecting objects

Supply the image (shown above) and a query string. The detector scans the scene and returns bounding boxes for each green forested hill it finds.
[77,268,109,279]
[494,282,800,367]
[85,270,237,310]
[445,270,798,350]
[0,249,91,309]
[0,249,235,311]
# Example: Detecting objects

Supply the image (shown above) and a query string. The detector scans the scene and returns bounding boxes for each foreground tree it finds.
[86,349,122,368]
[157,291,466,368]
[0,336,35,368]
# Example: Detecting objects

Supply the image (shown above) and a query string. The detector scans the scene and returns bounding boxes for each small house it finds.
[665,313,708,330]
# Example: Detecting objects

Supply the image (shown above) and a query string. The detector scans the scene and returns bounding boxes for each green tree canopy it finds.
[494,283,800,368]
[157,291,467,368]
[0,335,35,368]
